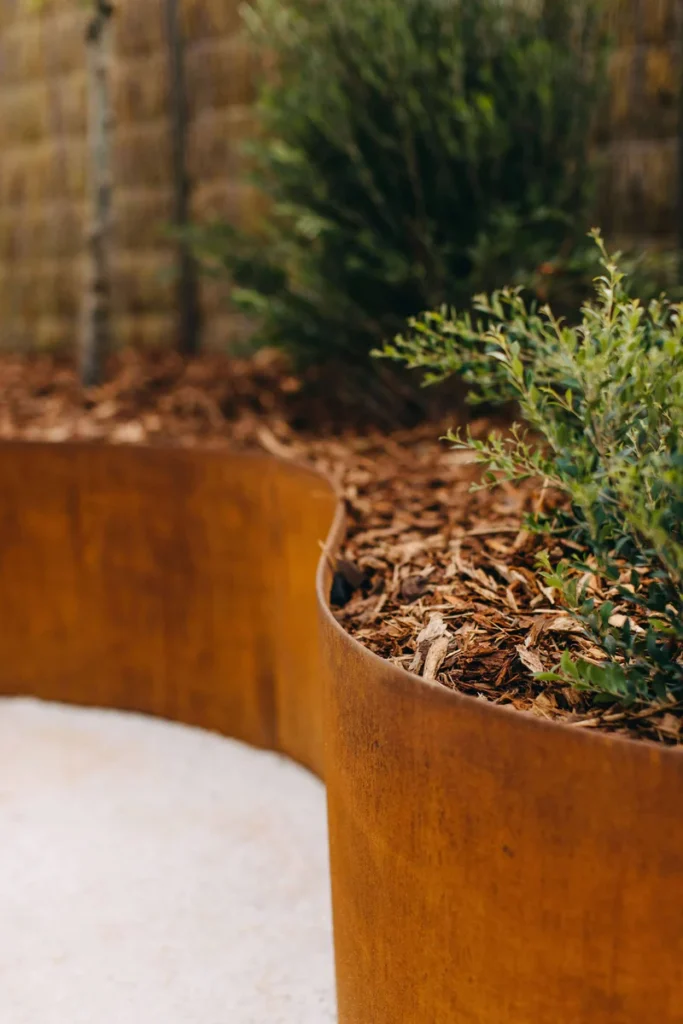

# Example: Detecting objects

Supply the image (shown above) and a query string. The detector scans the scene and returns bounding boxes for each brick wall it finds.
[0,0,680,354]
[0,0,258,353]
[600,0,682,247]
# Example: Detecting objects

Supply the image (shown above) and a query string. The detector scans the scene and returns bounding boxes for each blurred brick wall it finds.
[0,0,680,354]
[0,0,258,353]
[600,0,682,247]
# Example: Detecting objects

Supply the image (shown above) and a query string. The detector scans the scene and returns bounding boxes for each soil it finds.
[1,349,680,746]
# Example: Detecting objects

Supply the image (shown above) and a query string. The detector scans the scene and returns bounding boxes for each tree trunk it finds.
[81,1,114,388]
[165,0,201,356]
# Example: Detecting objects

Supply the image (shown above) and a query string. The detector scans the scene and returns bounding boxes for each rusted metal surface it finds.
[0,443,335,774]
[319,560,683,1024]
[0,441,682,1023]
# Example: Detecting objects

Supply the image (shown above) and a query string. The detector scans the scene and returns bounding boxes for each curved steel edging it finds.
[317,499,683,1024]
[0,441,681,1024]
[0,442,335,774]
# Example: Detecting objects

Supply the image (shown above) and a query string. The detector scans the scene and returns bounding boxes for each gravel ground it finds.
[0,698,337,1024]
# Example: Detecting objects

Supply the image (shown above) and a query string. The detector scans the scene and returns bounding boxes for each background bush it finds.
[517,243,683,319]
[189,0,607,403]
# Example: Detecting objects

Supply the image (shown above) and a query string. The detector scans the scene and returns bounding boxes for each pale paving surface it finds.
[0,698,337,1024]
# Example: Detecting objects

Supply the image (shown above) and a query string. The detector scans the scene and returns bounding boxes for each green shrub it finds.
[189,0,607,393]
[381,232,683,704]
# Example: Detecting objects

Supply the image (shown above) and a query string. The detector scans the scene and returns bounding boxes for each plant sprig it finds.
[381,231,683,704]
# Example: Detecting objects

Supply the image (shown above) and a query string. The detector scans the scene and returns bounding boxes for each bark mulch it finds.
[1,349,679,745]
[331,436,683,748]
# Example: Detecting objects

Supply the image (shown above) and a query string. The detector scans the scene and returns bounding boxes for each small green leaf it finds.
[560,649,579,679]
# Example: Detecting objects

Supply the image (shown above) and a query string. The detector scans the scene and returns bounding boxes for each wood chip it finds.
[400,575,431,602]
[656,713,681,738]
[423,635,451,680]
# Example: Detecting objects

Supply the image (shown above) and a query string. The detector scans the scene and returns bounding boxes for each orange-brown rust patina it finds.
[0,442,681,1024]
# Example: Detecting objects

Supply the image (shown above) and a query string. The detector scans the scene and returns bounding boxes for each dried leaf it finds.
[548,615,583,633]
[608,613,645,635]
[516,645,545,674]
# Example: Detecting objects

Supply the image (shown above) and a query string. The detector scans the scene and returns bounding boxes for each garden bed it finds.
[1,365,682,1024]
[334,449,683,746]
[1,349,680,745]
